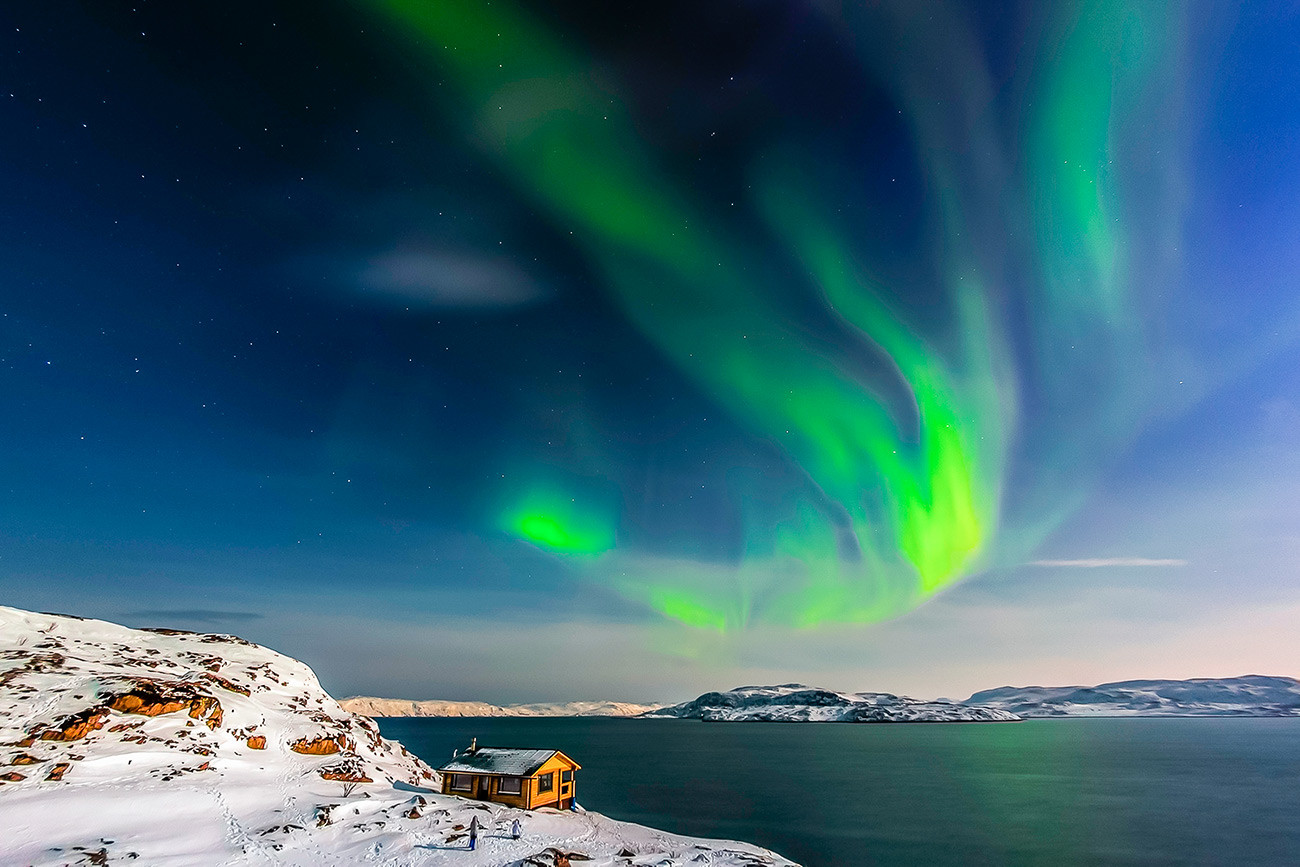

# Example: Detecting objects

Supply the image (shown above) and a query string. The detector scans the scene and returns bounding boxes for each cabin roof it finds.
[437,747,559,776]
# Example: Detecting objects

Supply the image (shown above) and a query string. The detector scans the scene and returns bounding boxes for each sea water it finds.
[375,716,1300,866]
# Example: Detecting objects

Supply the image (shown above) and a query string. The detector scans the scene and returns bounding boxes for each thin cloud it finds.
[126,609,264,624]
[1030,558,1187,568]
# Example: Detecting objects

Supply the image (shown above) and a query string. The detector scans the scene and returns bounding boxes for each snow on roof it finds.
[437,747,558,776]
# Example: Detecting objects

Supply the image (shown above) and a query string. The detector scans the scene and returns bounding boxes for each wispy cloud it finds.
[126,609,264,624]
[1029,558,1187,568]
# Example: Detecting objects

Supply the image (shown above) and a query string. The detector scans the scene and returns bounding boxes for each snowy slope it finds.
[644,684,1019,723]
[340,697,663,718]
[0,607,796,866]
[966,676,1300,717]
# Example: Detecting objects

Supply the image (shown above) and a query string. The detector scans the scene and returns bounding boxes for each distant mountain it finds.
[339,696,664,718]
[966,676,1300,717]
[643,684,1020,723]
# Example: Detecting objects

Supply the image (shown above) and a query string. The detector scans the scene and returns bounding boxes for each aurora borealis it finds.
[4,1,1300,700]
[359,0,1170,629]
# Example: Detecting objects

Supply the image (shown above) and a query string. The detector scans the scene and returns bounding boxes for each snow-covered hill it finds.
[966,676,1300,717]
[340,697,663,718]
[0,607,796,866]
[644,684,1020,723]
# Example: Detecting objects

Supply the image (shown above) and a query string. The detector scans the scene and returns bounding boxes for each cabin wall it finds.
[440,772,529,808]
[484,775,529,808]
[440,753,579,810]
[529,755,578,809]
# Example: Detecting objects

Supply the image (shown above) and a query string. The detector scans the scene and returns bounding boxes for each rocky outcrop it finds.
[0,606,437,800]
[40,708,110,741]
[290,734,350,755]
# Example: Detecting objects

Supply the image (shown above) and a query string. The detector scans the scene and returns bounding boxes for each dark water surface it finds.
[375,717,1300,866]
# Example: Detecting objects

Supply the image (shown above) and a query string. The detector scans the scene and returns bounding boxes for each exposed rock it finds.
[11,752,40,765]
[0,771,26,782]
[246,735,266,750]
[109,689,189,718]
[45,762,70,781]
[203,672,250,696]
[290,734,346,755]
[40,708,110,741]
[318,756,373,783]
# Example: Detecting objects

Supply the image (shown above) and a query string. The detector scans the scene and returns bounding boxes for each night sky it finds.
[4,1,1300,702]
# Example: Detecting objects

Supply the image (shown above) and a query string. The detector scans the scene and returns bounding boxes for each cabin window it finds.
[449,774,473,792]
[537,772,554,793]
[561,770,573,783]
[498,776,522,795]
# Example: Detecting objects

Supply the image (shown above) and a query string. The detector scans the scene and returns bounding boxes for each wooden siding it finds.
[440,751,579,810]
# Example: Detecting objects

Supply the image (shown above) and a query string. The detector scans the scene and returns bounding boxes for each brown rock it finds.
[246,735,267,750]
[0,772,26,782]
[41,708,109,741]
[45,763,70,781]
[202,672,250,696]
[204,703,224,730]
[11,753,40,765]
[290,734,344,755]
[319,768,373,783]
[110,692,188,717]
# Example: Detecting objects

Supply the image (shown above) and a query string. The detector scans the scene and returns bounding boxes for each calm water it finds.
[375,717,1300,866]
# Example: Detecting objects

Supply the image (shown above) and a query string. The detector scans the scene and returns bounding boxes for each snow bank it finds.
[0,607,796,866]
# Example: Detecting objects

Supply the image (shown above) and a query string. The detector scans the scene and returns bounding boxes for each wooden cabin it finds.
[437,740,580,810]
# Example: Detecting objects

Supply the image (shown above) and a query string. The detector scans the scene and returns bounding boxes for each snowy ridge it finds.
[966,676,1300,717]
[0,607,795,866]
[340,697,663,718]
[644,684,1019,723]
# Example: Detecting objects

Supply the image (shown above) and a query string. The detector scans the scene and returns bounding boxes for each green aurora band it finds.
[359,0,1180,631]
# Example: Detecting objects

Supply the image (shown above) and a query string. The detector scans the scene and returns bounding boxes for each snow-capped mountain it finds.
[340,697,663,718]
[0,607,795,866]
[966,676,1300,717]
[644,684,1020,722]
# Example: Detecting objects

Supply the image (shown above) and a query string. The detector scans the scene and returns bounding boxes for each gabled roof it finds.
[437,747,571,776]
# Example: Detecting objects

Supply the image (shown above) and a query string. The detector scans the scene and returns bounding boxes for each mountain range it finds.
[348,676,1300,721]
[966,676,1300,717]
